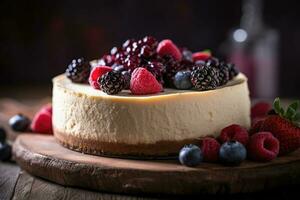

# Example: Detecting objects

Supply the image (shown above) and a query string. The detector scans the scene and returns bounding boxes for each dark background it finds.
[0,0,299,98]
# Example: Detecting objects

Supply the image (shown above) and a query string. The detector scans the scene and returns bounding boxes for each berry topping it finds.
[0,143,12,161]
[216,62,230,85]
[181,48,193,62]
[100,71,125,95]
[192,51,212,62]
[191,65,220,91]
[199,137,221,162]
[9,114,30,132]
[121,70,131,89]
[130,67,163,95]
[66,58,91,83]
[251,102,272,120]
[218,124,249,146]
[142,36,158,49]
[219,140,247,166]
[248,132,279,162]
[157,39,182,61]
[173,70,193,90]
[31,107,53,134]
[0,127,7,143]
[89,66,112,89]
[179,144,203,167]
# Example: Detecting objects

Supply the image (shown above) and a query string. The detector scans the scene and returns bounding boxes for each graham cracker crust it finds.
[54,128,199,158]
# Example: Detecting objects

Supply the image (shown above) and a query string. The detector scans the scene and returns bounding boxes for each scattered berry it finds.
[249,118,265,135]
[192,51,211,62]
[130,68,162,95]
[251,102,272,120]
[100,71,125,95]
[89,66,112,89]
[9,114,30,132]
[248,132,279,162]
[173,71,193,90]
[219,140,247,166]
[179,144,203,167]
[66,58,91,83]
[31,109,53,134]
[157,39,182,61]
[0,143,12,161]
[191,65,220,91]
[199,137,220,162]
[218,124,249,146]
[259,98,300,155]
[0,127,6,143]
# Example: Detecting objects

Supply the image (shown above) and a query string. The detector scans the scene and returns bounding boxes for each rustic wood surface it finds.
[13,134,300,196]
[1,98,300,199]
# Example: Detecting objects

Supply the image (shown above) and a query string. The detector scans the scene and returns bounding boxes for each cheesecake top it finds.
[53,73,247,102]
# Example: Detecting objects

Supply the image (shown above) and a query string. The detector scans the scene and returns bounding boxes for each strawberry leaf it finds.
[286,106,296,120]
[292,112,300,122]
[289,101,300,111]
[273,97,282,115]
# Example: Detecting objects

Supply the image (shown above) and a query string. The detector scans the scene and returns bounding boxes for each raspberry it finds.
[248,132,279,162]
[31,108,53,134]
[192,51,211,62]
[251,102,272,120]
[157,39,182,61]
[218,124,249,146]
[130,67,162,95]
[199,137,220,162]
[89,66,112,89]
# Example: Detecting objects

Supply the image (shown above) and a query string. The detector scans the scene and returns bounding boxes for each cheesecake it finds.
[52,73,250,157]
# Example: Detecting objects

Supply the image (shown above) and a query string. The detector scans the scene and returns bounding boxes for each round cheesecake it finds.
[52,73,251,157]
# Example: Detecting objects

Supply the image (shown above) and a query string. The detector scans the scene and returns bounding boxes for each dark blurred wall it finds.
[0,0,299,97]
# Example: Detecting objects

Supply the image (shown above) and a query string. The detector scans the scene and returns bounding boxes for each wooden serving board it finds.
[13,134,300,195]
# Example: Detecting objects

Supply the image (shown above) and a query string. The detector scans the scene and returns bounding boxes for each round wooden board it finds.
[13,134,300,195]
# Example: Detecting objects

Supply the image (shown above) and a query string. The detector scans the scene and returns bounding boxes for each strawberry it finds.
[130,68,163,95]
[258,98,300,155]
[156,39,182,61]
[89,66,112,89]
[192,51,211,62]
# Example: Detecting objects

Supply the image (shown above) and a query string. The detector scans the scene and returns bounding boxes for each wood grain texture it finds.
[13,134,300,195]
[0,162,20,200]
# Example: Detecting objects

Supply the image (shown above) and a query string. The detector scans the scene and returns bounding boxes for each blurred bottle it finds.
[221,0,279,99]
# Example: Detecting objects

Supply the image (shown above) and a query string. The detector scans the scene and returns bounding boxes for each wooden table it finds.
[0,98,299,200]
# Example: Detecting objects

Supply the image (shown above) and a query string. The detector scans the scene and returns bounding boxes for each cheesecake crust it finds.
[54,128,200,158]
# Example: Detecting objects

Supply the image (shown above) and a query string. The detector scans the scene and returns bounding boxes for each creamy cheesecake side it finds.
[52,73,251,156]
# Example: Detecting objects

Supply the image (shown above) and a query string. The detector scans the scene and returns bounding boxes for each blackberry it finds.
[227,63,239,79]
[161,55,184,87]
[146,61,165,85]
[66,58,91,83]
[218,63,230,85]
[142,36,158,50]
[206,57,220,67]
[99,71,125,95]
[191,65,220,91]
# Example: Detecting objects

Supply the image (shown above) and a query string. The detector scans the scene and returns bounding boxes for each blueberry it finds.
[9,114,30,132]
[173,71,193,90]
[0,127,6,142]
[0,142,12,161]
[219,140,247,166]
[179,144,203,167]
